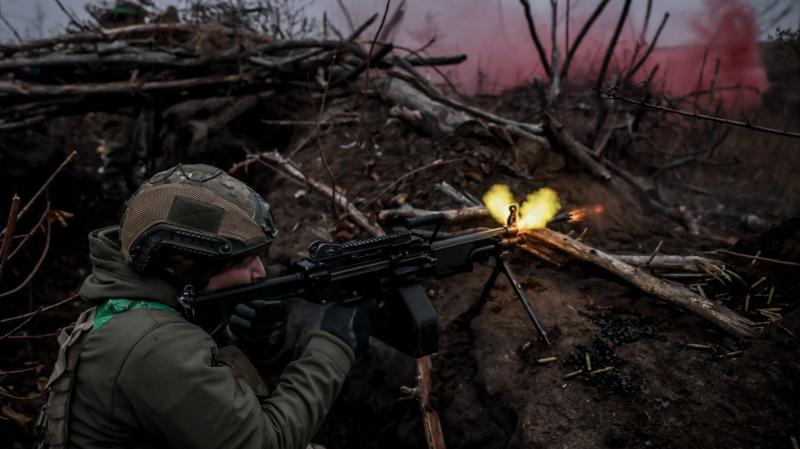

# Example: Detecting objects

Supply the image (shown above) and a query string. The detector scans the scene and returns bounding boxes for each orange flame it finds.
[568,205,605,223]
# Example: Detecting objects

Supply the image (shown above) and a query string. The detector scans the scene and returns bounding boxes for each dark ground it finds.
[1,45,799,449]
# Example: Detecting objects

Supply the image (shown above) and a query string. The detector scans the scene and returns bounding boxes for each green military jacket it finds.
[66,226,354,449]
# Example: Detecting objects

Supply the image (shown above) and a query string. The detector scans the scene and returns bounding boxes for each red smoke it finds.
[332,0,768,110]
[644,0,768,109]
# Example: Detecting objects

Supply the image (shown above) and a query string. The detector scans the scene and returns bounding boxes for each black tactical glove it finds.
[320,302,370,355]
[228,299,289,357]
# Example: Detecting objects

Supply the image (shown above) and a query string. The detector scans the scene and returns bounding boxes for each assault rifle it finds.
[196,206,549,358]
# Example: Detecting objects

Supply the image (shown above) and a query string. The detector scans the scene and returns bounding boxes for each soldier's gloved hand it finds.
[320,302,370,355]
[228,299,288,352]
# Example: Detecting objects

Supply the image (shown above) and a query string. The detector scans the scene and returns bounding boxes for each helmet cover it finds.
[121,164,277,273]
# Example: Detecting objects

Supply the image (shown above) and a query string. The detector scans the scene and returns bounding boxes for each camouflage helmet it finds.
[121,164,277,274]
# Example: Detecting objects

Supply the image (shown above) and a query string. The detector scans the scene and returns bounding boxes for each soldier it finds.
[40,164,368,449]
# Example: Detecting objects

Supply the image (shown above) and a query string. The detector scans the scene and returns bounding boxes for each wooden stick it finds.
[0,220,52,299]
[0,294,78,324]
[257,151,383,236]
[362,157,467,208]
[614,254,731,282]
[0,22,270,54]
[7,198,51,261]
[0,74,247,97]
[417,356,447,449]
[713,249,800,267]
[519,242,562,267]
[0,115,47,131]
[0,195,20,274]
[435,182,480,207]
[0,366,42,376]
[645,240,664,267]
[0,307,40,341]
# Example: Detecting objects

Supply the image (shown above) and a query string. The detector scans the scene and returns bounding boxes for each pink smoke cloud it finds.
[332,0,768,109]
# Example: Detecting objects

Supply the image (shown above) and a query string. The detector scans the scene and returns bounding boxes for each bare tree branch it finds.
[640,0,653,42]
[1,150,76,237]
[53,0,91,32]
[547,0,561,102]
[624,12,669,82]
[599,88,800,140]
[560,0,610,79]
[595,0,632,90]
[519,0,552,78]
[0,1,23,44]
[336,0,356,32]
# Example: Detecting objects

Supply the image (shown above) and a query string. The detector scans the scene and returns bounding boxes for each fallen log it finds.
[543,112,613,180]
[0,74,247,97]
[525,229,755,337]
[371,75,472,135]
[384,72,549,146]
[378,205,756,337]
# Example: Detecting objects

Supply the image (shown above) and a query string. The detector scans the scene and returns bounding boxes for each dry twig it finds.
[0,294,78,324]
[712,249,800,268]
[0,219,52,299]
[0,195,20,275]
[599,89,800,139]
[1,150,76,237]
[361,157,467,208]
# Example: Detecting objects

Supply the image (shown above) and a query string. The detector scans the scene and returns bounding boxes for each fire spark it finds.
[568,205,605,223]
